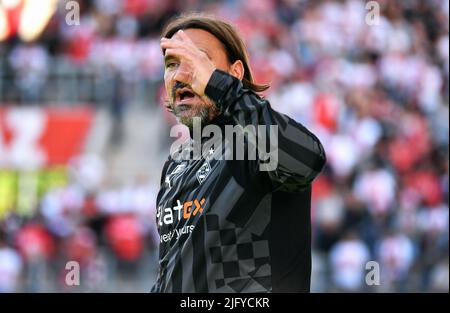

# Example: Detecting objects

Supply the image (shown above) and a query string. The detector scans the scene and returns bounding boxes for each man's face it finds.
[163,28,230,128]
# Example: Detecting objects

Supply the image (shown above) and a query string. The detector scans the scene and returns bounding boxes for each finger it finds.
[164,48,194,62]
[161,36,183,43]
[176,30,195,45]
[161,34,186,45]
[163,48,183,59]
[161,42,193,58]
[175,30,199,52]
[160,39,185,50]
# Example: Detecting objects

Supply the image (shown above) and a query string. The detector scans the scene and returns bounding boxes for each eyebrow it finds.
[164,55,176,64]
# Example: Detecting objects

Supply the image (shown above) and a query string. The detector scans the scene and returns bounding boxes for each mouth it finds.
[175,87,197,105]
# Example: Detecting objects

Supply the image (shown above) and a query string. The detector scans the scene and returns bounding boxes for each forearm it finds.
[205,69,326,189]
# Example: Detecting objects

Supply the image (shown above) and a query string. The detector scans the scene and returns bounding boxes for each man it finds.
[152,13,326,293]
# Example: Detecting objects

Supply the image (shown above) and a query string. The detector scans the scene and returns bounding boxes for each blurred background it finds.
[0,0,448,293]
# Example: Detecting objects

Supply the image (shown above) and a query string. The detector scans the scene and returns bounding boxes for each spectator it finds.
[0,233,23,293]
[329,231,371,292]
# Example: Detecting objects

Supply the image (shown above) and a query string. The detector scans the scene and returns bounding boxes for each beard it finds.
[166,84,221,129]
[172,102,214,129]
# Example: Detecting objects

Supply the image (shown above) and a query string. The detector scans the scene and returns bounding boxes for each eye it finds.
[165,61,178,69]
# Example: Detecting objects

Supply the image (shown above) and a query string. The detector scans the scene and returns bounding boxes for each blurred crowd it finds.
[0,0,449,292]
[0,154,160,292]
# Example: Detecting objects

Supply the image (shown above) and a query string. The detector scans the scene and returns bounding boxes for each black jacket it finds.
[151,69,326,293]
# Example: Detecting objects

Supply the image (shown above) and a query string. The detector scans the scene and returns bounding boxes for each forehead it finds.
[172,28,227,59]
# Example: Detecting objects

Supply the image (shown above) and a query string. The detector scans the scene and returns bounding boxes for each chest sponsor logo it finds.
[157,197,206,243]
[157,198,205,227]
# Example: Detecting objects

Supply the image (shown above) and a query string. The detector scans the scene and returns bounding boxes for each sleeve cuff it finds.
[204,69,239,109]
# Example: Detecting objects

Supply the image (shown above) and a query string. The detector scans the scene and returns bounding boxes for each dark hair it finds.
[161,12,270,93]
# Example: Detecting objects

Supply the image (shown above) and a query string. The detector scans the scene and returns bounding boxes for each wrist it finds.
[198,64,216,96]
[204,69,240,111]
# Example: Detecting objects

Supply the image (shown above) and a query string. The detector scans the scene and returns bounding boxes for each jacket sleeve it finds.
[204,69,326,192]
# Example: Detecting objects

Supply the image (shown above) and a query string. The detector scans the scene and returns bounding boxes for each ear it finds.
[228,60,245,81]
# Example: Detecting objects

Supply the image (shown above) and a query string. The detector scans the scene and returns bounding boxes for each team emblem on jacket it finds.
[196,160,211,185]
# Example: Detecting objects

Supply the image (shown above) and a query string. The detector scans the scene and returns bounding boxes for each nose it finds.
[173,62,192,85]
[171,81,188,100]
